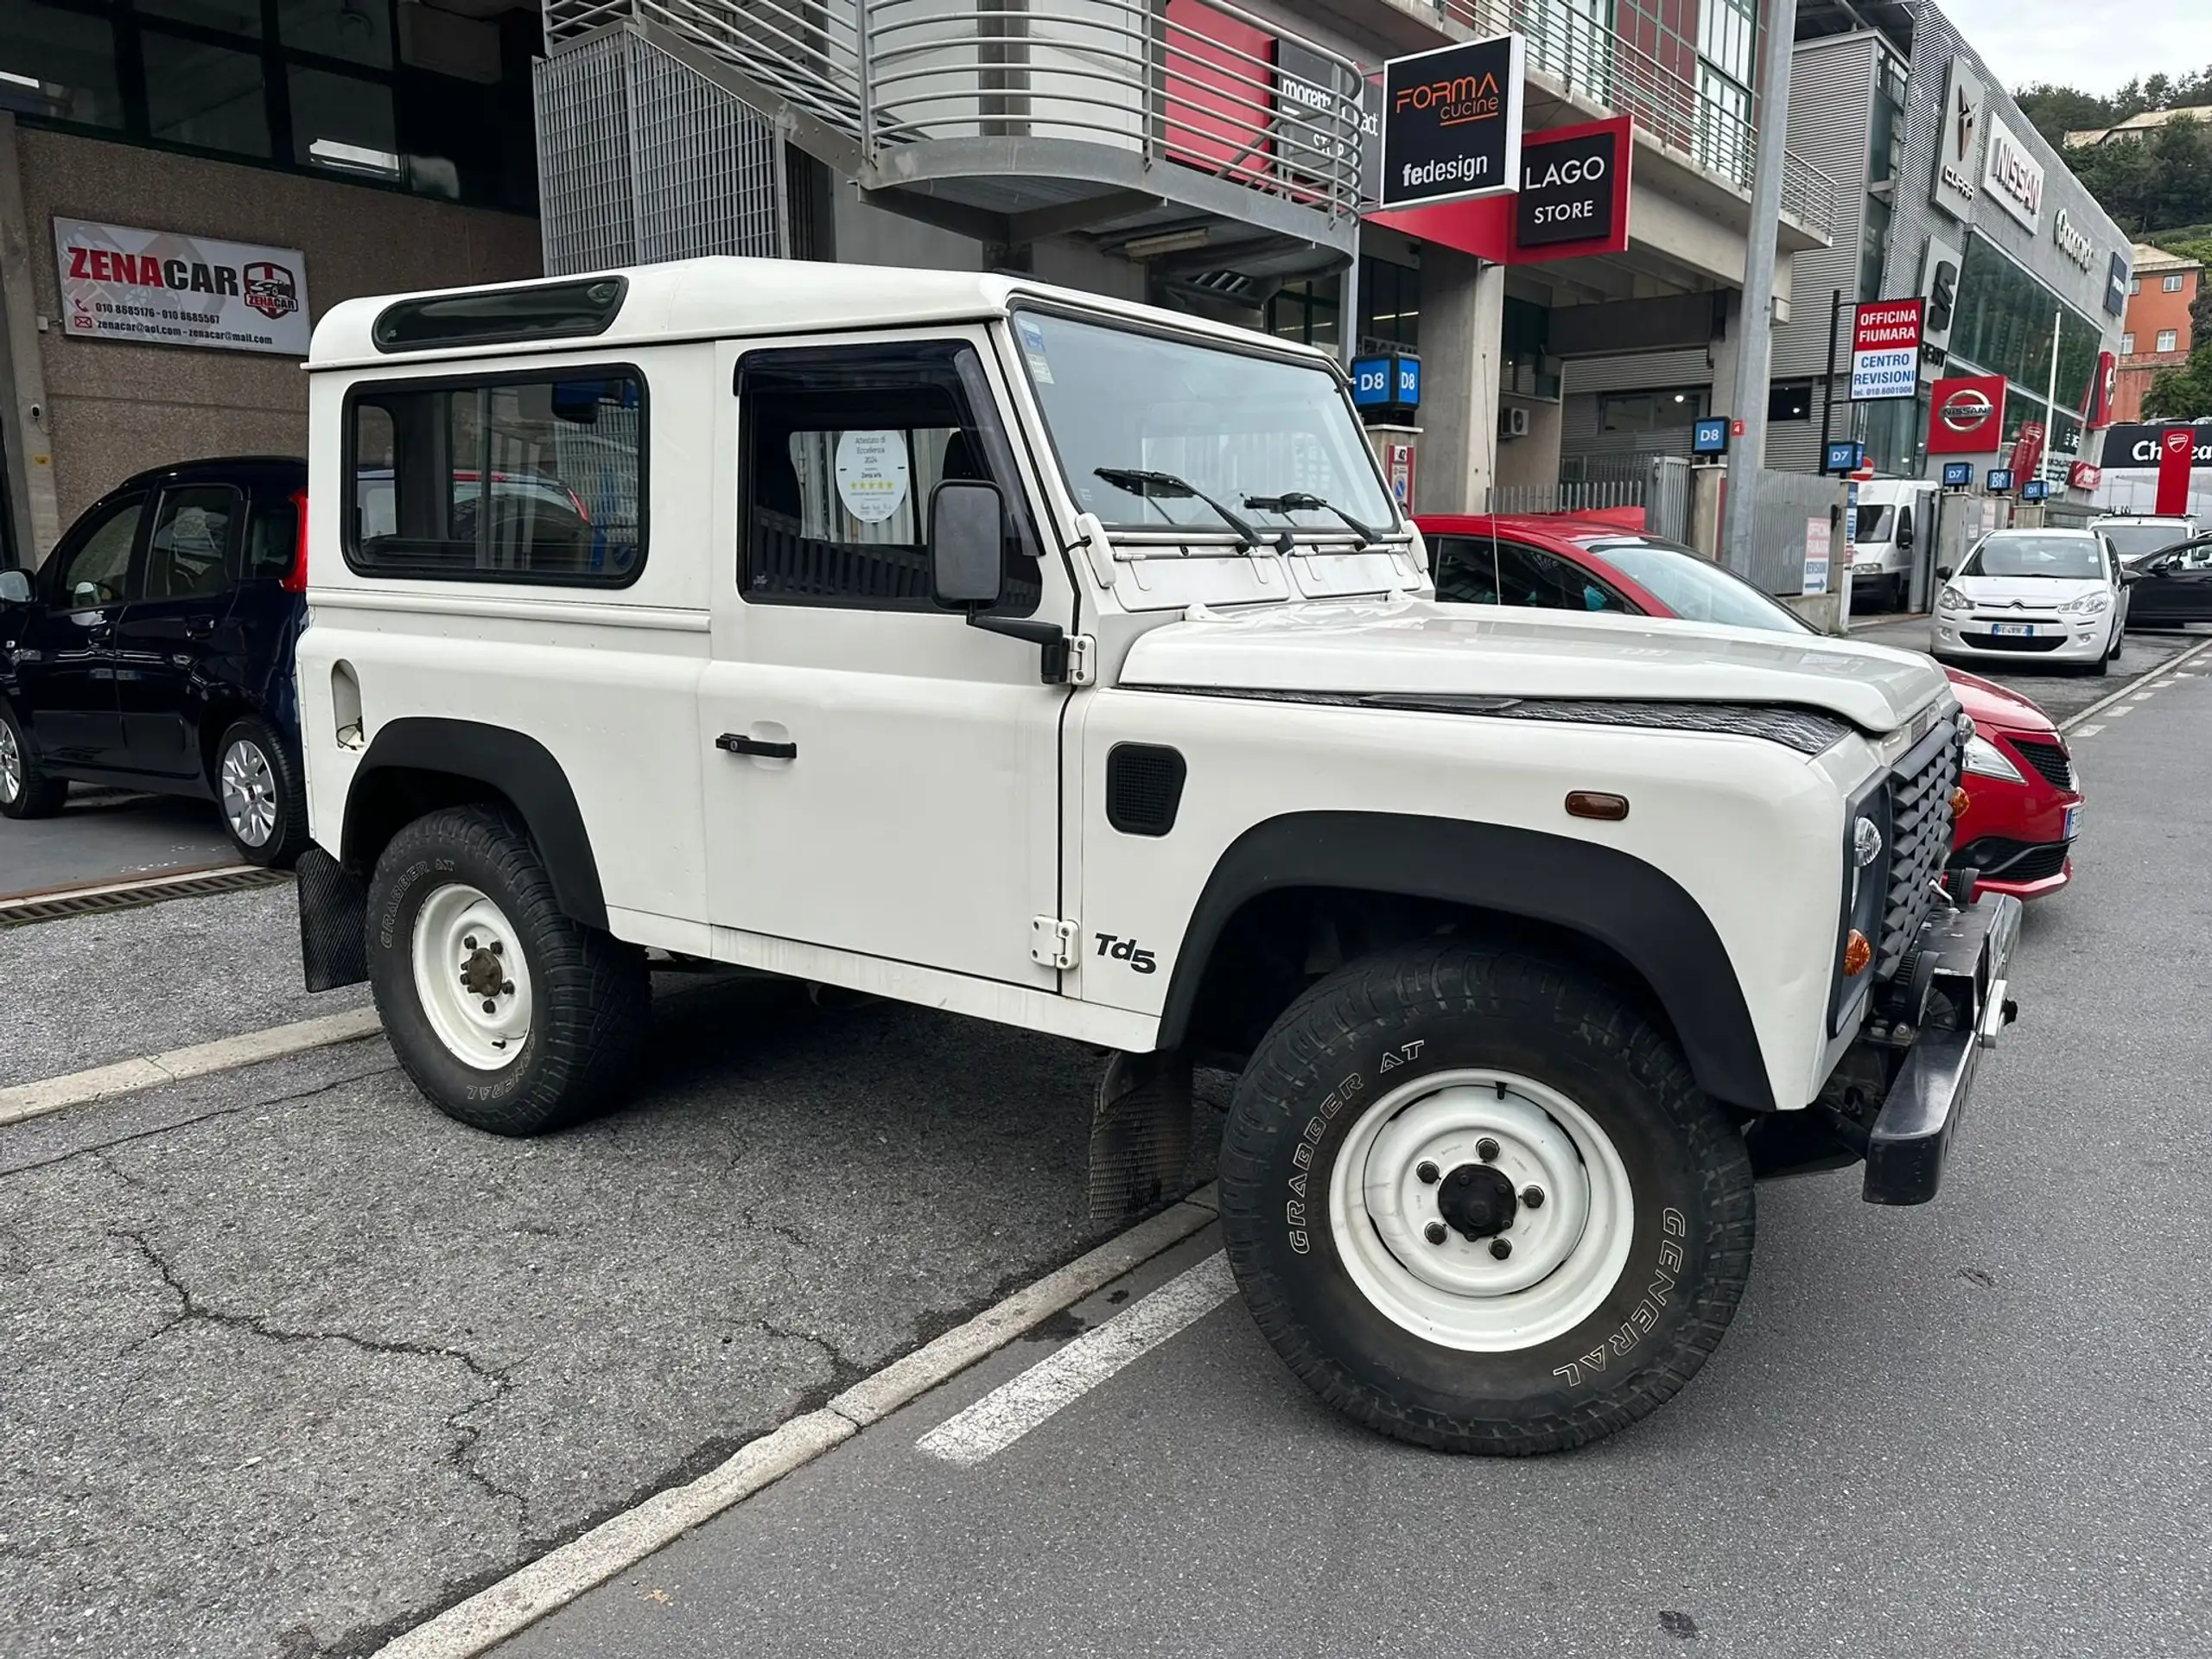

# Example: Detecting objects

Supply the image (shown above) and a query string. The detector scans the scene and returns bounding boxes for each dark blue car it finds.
[0,456,310,865]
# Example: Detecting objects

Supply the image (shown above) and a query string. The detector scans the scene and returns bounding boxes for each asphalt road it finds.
[1848,612,2207,723]
[503,666,2212,1657]
[0,788,239,897]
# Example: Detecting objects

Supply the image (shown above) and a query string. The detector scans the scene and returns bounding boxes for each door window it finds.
[55,494,145,608]
[738,341,1039,616]
[240,493,301,582]
[1436,537,1630,613]
[144,486,239,599]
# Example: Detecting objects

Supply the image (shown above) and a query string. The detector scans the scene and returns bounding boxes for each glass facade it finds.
[0,0,537,210]
[1265,257,1421,355]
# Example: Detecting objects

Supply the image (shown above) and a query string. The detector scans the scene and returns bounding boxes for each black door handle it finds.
[715,733,797,760]
[185,617,214,639]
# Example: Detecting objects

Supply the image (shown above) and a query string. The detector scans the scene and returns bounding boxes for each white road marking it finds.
[375,1194,1221,1656]
[2105,705,2133,718]
[0,1007,385,1129]
[2074,723,2105,738]
[2059,636,2212,733]
[916,1250,1238,1468]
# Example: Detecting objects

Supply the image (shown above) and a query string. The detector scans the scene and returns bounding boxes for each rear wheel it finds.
[368,805,647,1135]
[214,717,308,868]
[1219,942,1754,1454]
[0,702,67,819]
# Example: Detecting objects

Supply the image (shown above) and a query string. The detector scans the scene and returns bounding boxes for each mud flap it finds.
[296,846,369,992]
[1088,1049,1193,1227]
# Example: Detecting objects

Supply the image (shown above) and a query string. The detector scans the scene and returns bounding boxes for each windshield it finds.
[1011,310,1398,537]
[1961,534,2105,580]
[1853,505,1893,543]
[1582,537,1810,633]
[2096,522,2193,561]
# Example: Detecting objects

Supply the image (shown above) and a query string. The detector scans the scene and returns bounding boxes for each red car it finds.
[1414,513,2084,899]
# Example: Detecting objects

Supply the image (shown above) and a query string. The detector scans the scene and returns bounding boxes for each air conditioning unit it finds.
[1499,404,1531,440]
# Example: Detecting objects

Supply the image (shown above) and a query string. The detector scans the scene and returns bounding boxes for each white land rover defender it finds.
[293,261,2019,1454]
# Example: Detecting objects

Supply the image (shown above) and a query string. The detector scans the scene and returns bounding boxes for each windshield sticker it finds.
[834,429,910,524]
[1017,317,1055,384]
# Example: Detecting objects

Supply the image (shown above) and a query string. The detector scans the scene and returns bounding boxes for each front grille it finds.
[1961,632,2064,652]
[2009,736,2074,791]
[1954,836,2070,883]
[1878,726,1961,980]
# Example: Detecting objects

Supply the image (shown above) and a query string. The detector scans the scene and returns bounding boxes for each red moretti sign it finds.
[1927,373,2008,454]
[2156,426,2196,516]
[2008,420,2046,484]
[1365,117,1631,265]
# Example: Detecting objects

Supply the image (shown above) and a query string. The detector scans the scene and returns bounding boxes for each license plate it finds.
[2064,803,2082,839]
[1992,622,2038,638]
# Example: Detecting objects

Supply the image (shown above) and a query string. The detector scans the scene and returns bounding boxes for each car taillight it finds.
[281,489,309,593]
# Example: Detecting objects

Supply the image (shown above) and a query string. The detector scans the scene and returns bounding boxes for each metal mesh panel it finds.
[535,24,787,276]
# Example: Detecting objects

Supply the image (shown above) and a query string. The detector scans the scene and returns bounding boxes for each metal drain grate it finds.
[0,866,290,928]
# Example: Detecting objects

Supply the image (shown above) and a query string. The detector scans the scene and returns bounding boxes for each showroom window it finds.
[0,0,537,210]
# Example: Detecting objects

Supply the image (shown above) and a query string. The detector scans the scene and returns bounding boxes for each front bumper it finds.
[1934,618,2109,661]
[1860,892,2023,1205]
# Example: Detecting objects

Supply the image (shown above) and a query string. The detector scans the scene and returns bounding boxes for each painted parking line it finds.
[0,1007,385,1129]
[2058,636,2212,734]
[916,1250,1238,1468]
[2074,724,2105,738]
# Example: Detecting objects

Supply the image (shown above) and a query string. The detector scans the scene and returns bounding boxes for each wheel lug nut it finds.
[481,999,497,1014]
[1522,1186,1545,1209]
[501,981,515,995]
[1416,1161,1440,1185]
[492,942,503,956]
[460,974,470,986]
[1423,1222,1447,1245]
[1489,1238,1512,1260]
[1477,1137,1501,1162]
[465,936,478,950]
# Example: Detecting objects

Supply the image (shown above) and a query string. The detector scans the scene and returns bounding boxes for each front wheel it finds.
[0,702,68,819]
[368,805,648,1135]
[1219,943,1754,1454]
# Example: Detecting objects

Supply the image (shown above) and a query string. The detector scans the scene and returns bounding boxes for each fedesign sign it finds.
[1379,35,1525,208]
[1980,112,2045,232]
[1927,373,2009,454]
[1850,299,1923,401]
[1931,56,1985,222]
[53,217,310,356]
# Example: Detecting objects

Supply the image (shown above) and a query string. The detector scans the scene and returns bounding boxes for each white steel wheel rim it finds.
[0,721,20,804]
[219,739,279,847]
[410,884,533,1071]
[1329,1069,1636,1353]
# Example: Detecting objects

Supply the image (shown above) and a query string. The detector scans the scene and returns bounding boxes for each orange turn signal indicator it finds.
[1565,791,1630,822]
[1949,785,1970,817]
[1843,930,1872,977]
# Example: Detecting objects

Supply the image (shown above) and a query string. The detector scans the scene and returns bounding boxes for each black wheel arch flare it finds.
[1156,811,1778,1115]
[343,717,608,931]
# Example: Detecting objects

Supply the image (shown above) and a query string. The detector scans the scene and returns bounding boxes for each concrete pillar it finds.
[1414,246,1505,514]
[0,117,60,565]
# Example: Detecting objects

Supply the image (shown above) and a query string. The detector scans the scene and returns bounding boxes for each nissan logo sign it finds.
[1940,386,1995,431]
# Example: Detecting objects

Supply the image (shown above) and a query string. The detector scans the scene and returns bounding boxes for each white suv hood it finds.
[1119,597,1948,734]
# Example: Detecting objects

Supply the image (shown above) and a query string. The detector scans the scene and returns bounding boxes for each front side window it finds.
[56,494,145,608]
[739,342,1039,616]
[1013,309,1396,541]
[347,370,645,586]
[144,485,238,599]
[1436,538,1628,613]
[1854,505,1893,543]
[1586,537,1808,631]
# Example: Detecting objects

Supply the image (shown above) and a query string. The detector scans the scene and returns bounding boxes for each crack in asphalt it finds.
[108,1227,526,1529]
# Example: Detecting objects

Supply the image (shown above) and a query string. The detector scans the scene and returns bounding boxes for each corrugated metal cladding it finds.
[1770,32,1878,381]
[1564,347,1714,394]
[1883,1,2128,332]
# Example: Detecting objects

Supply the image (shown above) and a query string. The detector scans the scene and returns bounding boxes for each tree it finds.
[2069,115,2212,235]
[2140,345,2212,420]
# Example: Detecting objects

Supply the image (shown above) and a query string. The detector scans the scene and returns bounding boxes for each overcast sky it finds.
[1936,0,2212,96]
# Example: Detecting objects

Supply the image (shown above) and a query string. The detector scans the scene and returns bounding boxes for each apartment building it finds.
[2113,241,2202,423]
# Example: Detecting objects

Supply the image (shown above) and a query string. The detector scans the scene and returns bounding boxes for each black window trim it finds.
[733,337,1042,618]
[373,276,630,355]
[339,359,650,590]
[137,479,246,603]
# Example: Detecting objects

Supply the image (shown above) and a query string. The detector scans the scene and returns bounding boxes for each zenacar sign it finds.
[53,217,311,357]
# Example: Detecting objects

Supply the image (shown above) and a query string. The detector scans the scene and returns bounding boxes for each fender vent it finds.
[1106,744,1186,837]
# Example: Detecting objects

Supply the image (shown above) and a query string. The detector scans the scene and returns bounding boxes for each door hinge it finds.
[1031,916,1080,969]
[1065,634,1096,685]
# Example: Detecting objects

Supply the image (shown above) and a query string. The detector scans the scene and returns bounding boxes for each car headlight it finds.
[2056,592,2111,614]
[1963,734,2024,783]
[1936,585,1971,613]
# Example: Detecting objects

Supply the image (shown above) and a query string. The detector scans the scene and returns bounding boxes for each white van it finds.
[1848,480,1938,613]
[2090,512,2197,569]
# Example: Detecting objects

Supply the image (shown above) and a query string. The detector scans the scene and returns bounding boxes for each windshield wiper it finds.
[1094,467,1257,548]
[1242,490,1381,547]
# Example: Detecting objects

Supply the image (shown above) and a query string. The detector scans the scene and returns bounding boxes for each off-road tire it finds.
[368,805,647,1135]
[0,701,68,818]
[213,716,309,868]
[1219,941,1755,1455]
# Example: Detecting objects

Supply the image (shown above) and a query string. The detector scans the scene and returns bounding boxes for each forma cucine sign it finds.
[1379,35,1525,208]
[52,217,311,356]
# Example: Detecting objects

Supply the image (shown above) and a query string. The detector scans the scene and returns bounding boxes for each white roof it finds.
[308,256,1332,371]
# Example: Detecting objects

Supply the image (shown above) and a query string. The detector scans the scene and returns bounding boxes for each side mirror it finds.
[0,568,31,605]
[930,480,1004,609]
[1935,564,1954,580]
[1897,523,1914,550]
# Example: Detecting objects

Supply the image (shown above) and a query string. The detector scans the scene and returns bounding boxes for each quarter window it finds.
[144,485,238,598]
[346,370,645,585]
[738,342,1039,616]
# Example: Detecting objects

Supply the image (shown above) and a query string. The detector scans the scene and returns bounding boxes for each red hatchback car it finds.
[1415,513,2084,899]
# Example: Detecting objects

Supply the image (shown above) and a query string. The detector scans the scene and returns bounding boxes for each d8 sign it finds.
[1850,299,1923,402]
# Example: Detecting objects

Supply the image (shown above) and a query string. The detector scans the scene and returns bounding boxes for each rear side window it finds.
[240,494,300,582]
[345,369,645,586]
[144,486,239,600]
